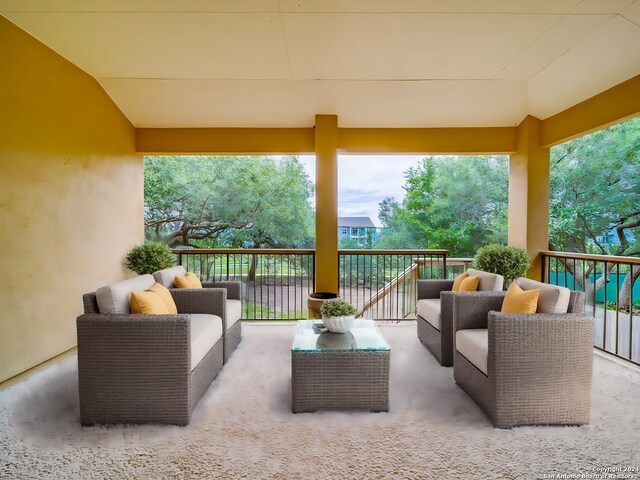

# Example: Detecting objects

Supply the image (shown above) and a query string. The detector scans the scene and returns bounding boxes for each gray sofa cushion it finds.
[515,278,571,313]
[466,268,504,292]
[153,266,187,288]
[95,275,156,314]
[190,314,223,371]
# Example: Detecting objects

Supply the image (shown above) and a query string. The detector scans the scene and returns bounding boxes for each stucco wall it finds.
[0,17,144,382]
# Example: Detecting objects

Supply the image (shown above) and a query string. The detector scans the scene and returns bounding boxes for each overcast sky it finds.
[299,155,424,227]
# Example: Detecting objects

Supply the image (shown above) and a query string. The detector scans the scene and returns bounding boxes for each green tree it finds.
[549,117,640,307]
[144,155,314,248]
[377,156,508,256]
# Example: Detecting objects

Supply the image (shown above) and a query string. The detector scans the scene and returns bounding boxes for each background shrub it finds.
[124,242,174,275]
[473,244,531,284]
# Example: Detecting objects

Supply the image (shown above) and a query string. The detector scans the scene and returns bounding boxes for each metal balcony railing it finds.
[174,248,460,321]
[174,248,315,321]
[541,251,640,366]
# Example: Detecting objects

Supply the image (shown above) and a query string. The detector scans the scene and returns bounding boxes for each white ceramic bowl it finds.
[322,315,355,333]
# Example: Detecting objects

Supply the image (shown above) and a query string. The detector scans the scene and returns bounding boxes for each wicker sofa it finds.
[77,274,226,426]
[452,278,594,428]
[153,266,242,363]
[417,268,504,366]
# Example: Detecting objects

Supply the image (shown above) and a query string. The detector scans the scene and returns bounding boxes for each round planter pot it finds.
[308,292,339,319]
[322,315,355,333]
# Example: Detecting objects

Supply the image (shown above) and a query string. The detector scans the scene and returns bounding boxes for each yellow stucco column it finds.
[508,115,550,281]
[314,114,339,293]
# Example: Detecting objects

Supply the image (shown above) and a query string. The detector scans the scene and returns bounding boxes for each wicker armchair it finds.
[77,275,225,426]
[452,280,594,428]
[417,269,503,366]
[154,266,242,363]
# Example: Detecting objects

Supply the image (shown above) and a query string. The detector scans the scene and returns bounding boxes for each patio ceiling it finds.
[2,0,639,128]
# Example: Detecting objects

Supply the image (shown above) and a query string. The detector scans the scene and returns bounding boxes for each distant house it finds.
[338,217,377,246]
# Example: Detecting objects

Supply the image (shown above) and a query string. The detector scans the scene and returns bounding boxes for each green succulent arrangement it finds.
[473,244,531,284]
[124,241,174,275]
[321,299,357,318]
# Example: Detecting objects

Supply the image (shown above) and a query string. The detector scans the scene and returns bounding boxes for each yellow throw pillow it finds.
[458,275,480,292]
[185,272,203,289]
[174,275,192,289]
[149,282,178,314]
[130,290,170,315]
[501,283,540,313]
[452,272,469,292]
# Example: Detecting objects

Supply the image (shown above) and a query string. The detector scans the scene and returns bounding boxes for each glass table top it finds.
[292,319,390,352]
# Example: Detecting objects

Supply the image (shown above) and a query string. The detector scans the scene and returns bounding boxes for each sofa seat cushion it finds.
[96,275,156,314]
[466,268,504,292]
[456,329,488,375]
[417,299,441,330]
[515,278,571,313]
[190,314,223,371]
[226,299,242,329]
[153,266,187,288]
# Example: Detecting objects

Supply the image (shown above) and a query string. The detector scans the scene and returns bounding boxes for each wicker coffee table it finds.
[291,319,390,413]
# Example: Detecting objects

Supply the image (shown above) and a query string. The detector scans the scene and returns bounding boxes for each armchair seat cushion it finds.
[456,329,488,375]
[226,299,242,329]
[190,314,223,371]
[417,299,441,330]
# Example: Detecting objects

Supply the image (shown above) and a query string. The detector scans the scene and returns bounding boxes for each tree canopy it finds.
[376,155,508,256]
[549,117,640,256]
[144,155,314,248]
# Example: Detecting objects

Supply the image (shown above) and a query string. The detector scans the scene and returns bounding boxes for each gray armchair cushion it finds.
[95,274,156,314]
[466,268,504,292]
[417,299,441,330]
[226,299,242,329]
[515,278,571,313]
[153,266,187,288]
[456,329,488,375]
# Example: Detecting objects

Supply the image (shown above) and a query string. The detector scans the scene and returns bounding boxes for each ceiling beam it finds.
[338,127,517,154]
[540,75,640,148]
[136,127,315,154]
[137,125,518,155]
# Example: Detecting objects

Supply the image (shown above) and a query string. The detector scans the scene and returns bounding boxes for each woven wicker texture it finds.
[291,351,390,413]
[189,338,224,413]
[453,351,492,415]
[417,317,446,365]
[78,286,229,425]
[77,314,191,425]
[83,293,100,314]
[416,280,454,366]
[453,290,594,428]
[452,292,505,331]
[170,288,226,319]
[202,281,241,300]
[224,321,242,363]
[488,311,593,428]
[417,279,454,299]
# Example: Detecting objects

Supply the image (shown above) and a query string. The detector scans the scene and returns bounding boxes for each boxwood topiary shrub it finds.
[320,299,357,318]
[473,244,531,286]
[124,242,174,275]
